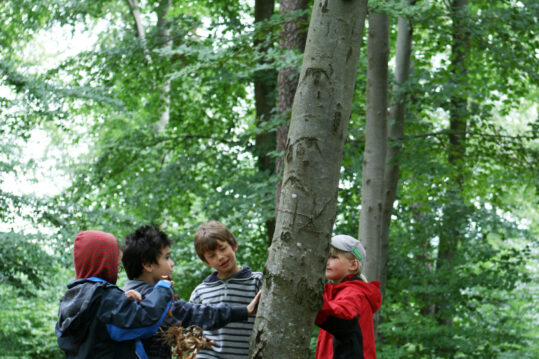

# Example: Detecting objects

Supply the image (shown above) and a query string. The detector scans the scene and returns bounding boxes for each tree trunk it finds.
[435,0,469,328]
[360,9,389,283]
[125,0,171,131]
[379,0,416,298]
[154,0,172,132]
[274,0,308,222]
[125,0,152,64]
[253,0,277,244]
[250,1,368,358]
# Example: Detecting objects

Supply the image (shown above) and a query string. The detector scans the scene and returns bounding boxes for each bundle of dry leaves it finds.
[161,322,214,359]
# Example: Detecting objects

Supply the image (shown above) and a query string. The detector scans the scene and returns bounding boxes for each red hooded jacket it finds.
[315,275,382,359]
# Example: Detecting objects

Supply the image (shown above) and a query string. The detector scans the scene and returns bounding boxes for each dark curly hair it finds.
[122,225,172,280]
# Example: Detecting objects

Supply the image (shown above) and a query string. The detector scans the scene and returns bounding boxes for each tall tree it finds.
[253,0,277,243]
[360,5,390,282]
[379,0,416,298]
[125,0,172,131]
[154,0,172,131]
[250,0,369,357]
[435,0,470,328]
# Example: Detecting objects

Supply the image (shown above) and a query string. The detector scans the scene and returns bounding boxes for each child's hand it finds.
[160,275,174,287]
[247,291,262,315]
[125,289,142,303]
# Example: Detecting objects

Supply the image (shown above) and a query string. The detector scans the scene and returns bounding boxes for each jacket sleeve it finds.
[171,298,248,330]
[255,272,263,292]
[315,286,363,326]
[99,280,173,341]
[318,314,360,338]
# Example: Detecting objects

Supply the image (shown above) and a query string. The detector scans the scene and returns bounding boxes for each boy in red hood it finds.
[315,235,382,359]
[55,230,174,359]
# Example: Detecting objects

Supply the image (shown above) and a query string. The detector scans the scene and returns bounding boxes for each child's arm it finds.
[100,280,174,341]
[315,290,365,339]
[315,288,363,326]
[172,290,260,330]
[169,297,249,330]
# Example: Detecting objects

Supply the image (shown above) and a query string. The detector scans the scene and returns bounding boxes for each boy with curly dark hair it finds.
[122,225,260,359]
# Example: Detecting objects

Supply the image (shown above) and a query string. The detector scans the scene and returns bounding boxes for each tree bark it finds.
[379,0,416,298]
[154,0,172,132]
[250,1,368,358]
[274,0,308,222]
[125,0,152,64]
[360,9,389,283]
[125,0,171,131]
[435,0,470,328]
[253,0,277,244]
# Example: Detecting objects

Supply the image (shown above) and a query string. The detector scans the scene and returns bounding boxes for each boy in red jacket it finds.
[315,235,382,359]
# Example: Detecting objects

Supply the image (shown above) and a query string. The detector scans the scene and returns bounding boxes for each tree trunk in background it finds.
[435,0,469,328]
[253,0,277,244]
[360,9,389,283]
[125,0,152,64]
[125,0,171,131]
[154,0,172,132]
[250,1,368,358]
[274,0,308,222]
[379,0,416,298]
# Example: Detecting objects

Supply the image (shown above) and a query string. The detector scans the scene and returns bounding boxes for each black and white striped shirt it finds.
[189,266,263,359]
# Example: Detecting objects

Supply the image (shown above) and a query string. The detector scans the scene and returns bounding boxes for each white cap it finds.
[331,234,366,266]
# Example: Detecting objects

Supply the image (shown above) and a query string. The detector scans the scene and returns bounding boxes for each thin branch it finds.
[406,130,537,141]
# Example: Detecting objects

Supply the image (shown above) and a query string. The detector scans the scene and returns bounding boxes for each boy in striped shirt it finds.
[190,221,263,359]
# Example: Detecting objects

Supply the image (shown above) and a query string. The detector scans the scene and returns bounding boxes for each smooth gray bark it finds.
[154,0,172,132]
[250,1,368,358]
[360,9,389,282]
[380,0,416,296]
[125,0,152,64]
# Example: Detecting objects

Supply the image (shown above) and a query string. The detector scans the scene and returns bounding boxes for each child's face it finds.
[203,240,239,279]
[146,246,175,284]
[325,253,357,283]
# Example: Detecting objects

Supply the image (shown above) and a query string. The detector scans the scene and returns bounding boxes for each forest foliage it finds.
[0,0,538,358]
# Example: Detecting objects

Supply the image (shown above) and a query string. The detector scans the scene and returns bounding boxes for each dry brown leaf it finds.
[161,322,214,359]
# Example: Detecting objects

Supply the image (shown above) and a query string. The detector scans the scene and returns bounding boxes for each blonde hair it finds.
[329,246,368,282]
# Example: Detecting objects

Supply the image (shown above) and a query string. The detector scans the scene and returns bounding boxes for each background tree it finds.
[360,3,390,283]
[253,0,277,243]
[379,0,416,301]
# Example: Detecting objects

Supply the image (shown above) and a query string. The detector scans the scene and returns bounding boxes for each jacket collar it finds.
[344,273,362,282]
[203,266,253,283]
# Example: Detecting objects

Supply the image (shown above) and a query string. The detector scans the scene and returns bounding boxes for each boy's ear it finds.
[350,258,360,273]
[233,243,238,252]
[142,262,153,273]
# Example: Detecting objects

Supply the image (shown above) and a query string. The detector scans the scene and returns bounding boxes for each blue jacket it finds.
[56,277,173,359]
[123,279,248,359]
